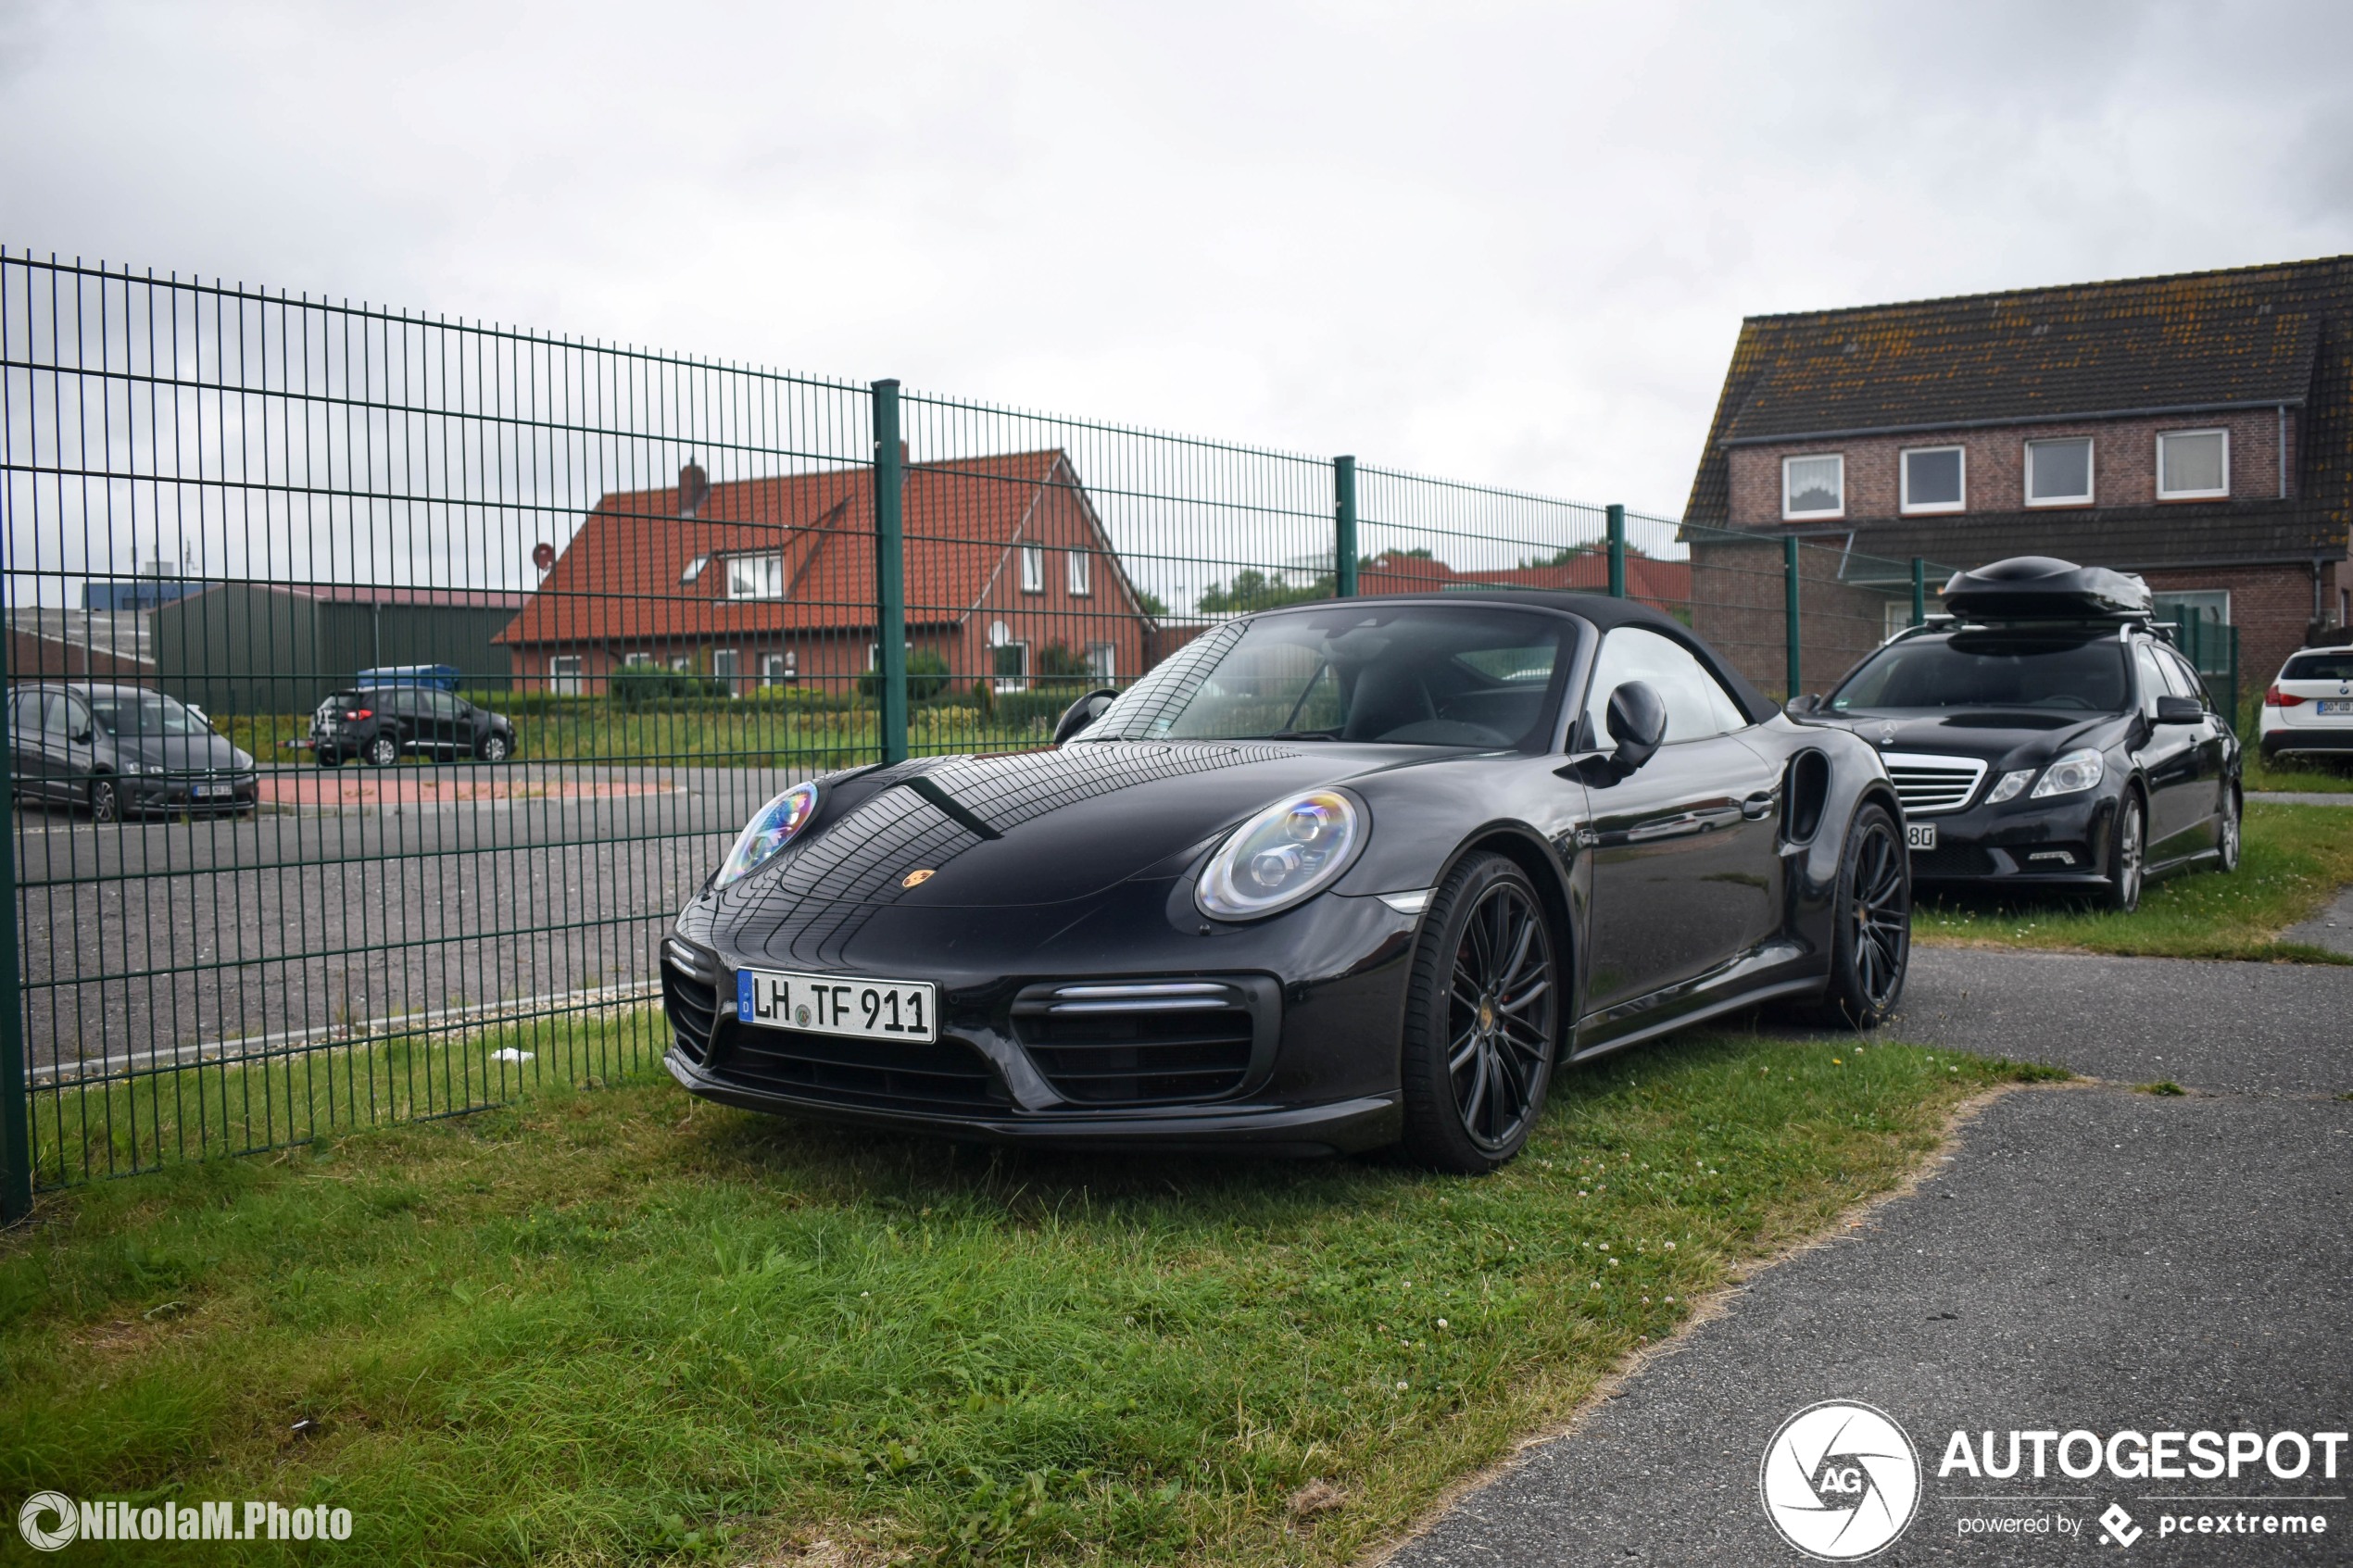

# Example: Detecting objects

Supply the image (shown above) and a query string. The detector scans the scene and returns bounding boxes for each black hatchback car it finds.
[6,683,260,820]
[1792,557,2240,911]
[310,685,519,766]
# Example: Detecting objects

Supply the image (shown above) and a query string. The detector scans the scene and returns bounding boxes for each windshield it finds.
[1083,603,1573,747]
[1831,632,2130,713]
[88,692,212,738]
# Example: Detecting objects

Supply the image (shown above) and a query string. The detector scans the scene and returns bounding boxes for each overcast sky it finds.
[5,0,2351,519]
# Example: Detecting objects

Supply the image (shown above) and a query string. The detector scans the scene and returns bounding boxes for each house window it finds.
[679,554,709,584]
[1900,446,1965,514]
[1086,642,1115,681]
[712,648,741,696]
[1781,455,1843,520]
[1068,550,1091,596]
[1020,545,1045,593]
[2158,430,2229,500]
[2153,590,2232,674]
[762,652,794,685]
[548,656,583,696]
[1882,598,1943,639]
[993,641,1030,692]
[669,655,691,672]
[2025,437,2094,506]
[623,652,654,669]
[725,553,785,599]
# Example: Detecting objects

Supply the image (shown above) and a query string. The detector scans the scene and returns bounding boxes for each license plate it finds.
[736,967,936,1044]
[2318,699,2353,715]
[1906,823,1937,851]
[194,783,223,797]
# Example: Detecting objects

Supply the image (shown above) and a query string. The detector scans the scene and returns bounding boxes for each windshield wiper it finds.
[1262,730,1340,741]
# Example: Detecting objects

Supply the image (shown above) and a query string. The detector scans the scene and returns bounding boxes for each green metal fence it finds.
[0,251,2014,1210]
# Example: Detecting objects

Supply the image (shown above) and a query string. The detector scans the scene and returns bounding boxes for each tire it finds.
[1800,801,1910,1028]
[88,777,121,824]
[2217,784,2242,873]
[2101,789,2146,913]
[477,733,510,764]
[365,734,400,768]
[316,750,342,768]
[1399,851,1561,1173]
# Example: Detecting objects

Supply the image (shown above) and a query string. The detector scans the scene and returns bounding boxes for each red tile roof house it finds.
[1357,546,1692,608]
[1681,256,2353,700]
[497,452,1156,699]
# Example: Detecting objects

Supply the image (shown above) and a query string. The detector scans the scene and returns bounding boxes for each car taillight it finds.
[2264,685,2304,708]
[345,709,372,721]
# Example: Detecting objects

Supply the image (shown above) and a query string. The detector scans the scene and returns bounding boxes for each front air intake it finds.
[1010,977,1278,1106]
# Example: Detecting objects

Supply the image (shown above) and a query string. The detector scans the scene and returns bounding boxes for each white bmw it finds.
[2259,644,2353,764]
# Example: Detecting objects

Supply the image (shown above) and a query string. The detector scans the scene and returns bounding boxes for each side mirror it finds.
[1784,693,1821,717]
[2153,695,2204,725]
[1604,681,1668,771]
[1052,687,1121,746]
[69,729,94,746]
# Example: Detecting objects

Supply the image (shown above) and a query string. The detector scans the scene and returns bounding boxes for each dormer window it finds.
[725,553,785,600]
[2157,430,2229,500]
[679,554,710,584]
[2025,437,2094,507]
[1900,446,1965,515]
[1781,455,1843,520]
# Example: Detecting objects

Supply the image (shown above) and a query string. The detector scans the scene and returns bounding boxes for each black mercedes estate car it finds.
[1792,557,2241,911]
[663,592,1910,1171]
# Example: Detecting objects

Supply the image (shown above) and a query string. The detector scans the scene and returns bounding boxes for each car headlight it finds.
[714,781,821,890]
[1196,789,1364,921]
[1985,768,2034,806]
[2029,748,2106,799]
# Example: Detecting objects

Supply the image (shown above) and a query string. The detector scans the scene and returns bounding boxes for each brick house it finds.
[1357,547,1692,608]
[1682,256,2353,696]
[497,450,1155,697]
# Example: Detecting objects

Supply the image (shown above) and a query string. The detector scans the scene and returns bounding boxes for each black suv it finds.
[1792,557,2240,912]
[310,686,519,766]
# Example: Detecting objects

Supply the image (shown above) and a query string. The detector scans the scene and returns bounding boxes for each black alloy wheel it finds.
[1804,802,1909,1027]
[1401,852,1560,1173]
[365,734,400,768]
[88,777,121,824]
[2103,791,2145,913]
[2217,785,2242,872]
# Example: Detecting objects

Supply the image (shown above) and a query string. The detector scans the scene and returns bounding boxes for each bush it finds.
[859,647,951,706]
[609,667,727,707]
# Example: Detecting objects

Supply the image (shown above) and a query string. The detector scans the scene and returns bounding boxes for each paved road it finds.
[1385,948,2353,1566]
[12,764,796,1077]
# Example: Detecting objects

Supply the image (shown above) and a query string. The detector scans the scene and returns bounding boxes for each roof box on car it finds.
[1939,557,2152,621]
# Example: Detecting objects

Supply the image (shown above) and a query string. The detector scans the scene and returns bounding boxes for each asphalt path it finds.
[12,763,794,1077]
[1384,947,2353,1566]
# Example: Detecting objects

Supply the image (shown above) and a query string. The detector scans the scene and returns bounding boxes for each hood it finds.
[115,732,254,773]
[711,739,1444,914]
[1816,708,2122,773]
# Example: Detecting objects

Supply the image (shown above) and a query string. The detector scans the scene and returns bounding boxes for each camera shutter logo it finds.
[1758,1401,1920,1561]
[18,1492,79,1552]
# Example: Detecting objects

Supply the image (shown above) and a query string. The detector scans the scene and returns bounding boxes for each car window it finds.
[2156,646,2207,704]
[9,692,44,733]
[422,691,460,718]
[1583,627,1747,745]
[2132,645,2171,717]
[61,697,92,738]
[2282,651,2353,681]
[36,695,65,734]
[89,692,209,737]
[1831,633,2129,712]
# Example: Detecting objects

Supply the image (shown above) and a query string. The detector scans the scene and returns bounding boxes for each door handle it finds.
[1742,791,1777,821]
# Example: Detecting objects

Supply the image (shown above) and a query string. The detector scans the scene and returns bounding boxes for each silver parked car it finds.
[5,683,260,821]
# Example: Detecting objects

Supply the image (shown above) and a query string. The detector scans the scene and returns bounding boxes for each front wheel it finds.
[2217,784,2242,873]
[1802,801,1910,1027]
[477,733,510,764]
[2101,791,2145,912]
[88,777,121,824]
[1399,852,1561,1173]
[365,734,400,768]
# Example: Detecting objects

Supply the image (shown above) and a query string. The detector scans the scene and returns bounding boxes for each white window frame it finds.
[711,647,741,696]
[1067,549,1091,596]
[1898,445,1967,516]
[1020,545,1045,594]
[2156,429,2230,501]
[1085,641,1114,681]
[761,651,794,686]
[1780,454,1845,521]
[678,554,709,584]
[548,655,584,696]
[724,552,786,600]
[623,651,654,669]
[2023,437,2095,508]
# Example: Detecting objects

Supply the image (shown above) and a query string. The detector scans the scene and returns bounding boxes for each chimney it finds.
[678,461,710,519]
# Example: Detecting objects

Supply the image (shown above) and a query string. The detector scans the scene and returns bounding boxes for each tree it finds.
[1196,568,1332,614]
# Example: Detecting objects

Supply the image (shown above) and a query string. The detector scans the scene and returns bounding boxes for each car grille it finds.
[1880,752,1989,816]
[714,1025,1011,1113]
[1010,980,1268,1106]
[1911,844,1999,879]
[660,945,719,1064]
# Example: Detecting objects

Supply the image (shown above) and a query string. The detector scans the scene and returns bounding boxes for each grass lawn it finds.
[0,1026,2050,1566]
[1916,801,2353,962]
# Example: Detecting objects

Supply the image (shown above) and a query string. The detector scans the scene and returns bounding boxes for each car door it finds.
[1576,627,1785,1020]
[55,693,99,804]
[2132,641,2204,857]
[2158,644,2229,850]
[417,690,461,755]
[7,691,57,800]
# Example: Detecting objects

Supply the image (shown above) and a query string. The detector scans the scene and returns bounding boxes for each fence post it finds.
[1333,456,1358,597]
[0,596,29,1222]
[872,380,910,765]
[1910,557,1926,628]
[1606,505,1627,598]
[1783,535,1802,700]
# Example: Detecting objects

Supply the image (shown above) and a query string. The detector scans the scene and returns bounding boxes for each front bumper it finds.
[124,774,260,812]
[1906,791,2119,887]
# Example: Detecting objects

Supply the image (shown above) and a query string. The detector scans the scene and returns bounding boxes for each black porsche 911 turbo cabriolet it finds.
[661,592,1907,1172]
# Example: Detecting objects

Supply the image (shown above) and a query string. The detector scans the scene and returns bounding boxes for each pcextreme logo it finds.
[1759,1400,1922,1561]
